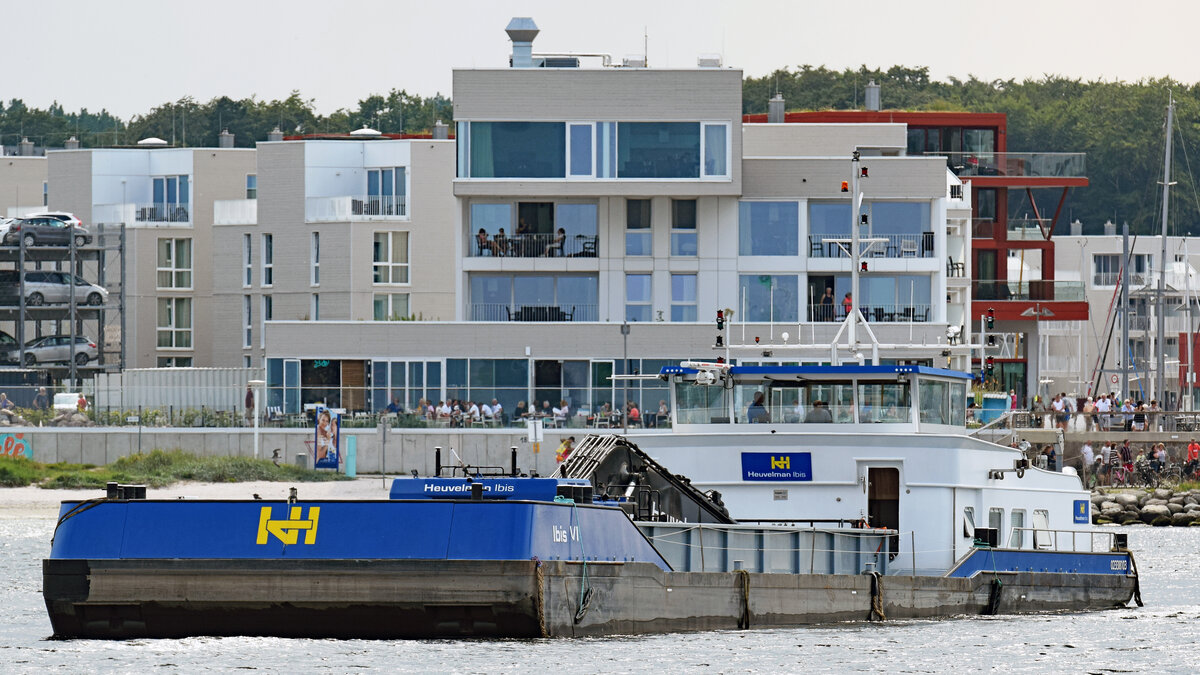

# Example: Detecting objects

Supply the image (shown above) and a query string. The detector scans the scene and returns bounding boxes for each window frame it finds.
[670,273,698,322]
[567,122,595,179]
[156,297,193,350]
[311,293,320,321]
[670,199,698,257]
[156,237,193,290]
[311,232,320,286]
[243,234,252,288]
[625,273,652,323]
[373,231,411,286]
[373,292,411,321]
[246,174,257,200]
[701,121,731,179]
[625,198,652,256]
[243,294,252,349]
[261,295,272,349]
[261,233,273,288]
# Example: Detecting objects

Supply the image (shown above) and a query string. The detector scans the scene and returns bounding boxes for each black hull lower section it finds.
[44,558,1137,640]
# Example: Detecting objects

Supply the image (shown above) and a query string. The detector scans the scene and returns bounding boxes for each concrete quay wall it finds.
[5,427,620,476]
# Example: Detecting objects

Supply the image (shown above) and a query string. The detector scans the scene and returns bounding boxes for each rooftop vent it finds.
[506,17,539,68]
[768,93,785,123]
[64,136,80,150]
[433,120,449,139]
[1070,219,1083,236]
[622,55,646,68]
[137,137,169,147]
[1103,220,1116,236]
[218,128,234,148]
[865,79,881,111]
[267,126,284,142]
[18,137,34,156]
[697,54,722,68]
[350,125,382,137]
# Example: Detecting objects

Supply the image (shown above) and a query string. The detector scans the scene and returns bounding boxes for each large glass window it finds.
[367,167,407,216]
[569,123,593,177]
[157,297,192,348]
[737,275,798,322]
[976,188,997,222]
[470,274,598,321]
[468,122,566,178]
[671,273,697,321]
[156,238,192,289]
[444,358,526,418]
[150,175,190,222]
[626,274,652,322]
[626,199,652,255]
[858,382,912,422]
[809,202,851,240]
[671,199,697,256]
[918,379,949,425]
[373,232,410,284]
[617,122,700,178]
[703,123,728,177]
[556,203,598,253]
[1094,253,1148,286]
[739,201,798,256]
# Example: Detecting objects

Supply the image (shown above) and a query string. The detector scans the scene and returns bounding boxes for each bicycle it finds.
[1108,460,1132,488]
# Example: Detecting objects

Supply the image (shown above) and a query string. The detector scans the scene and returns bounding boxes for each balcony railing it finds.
[469,303,599,322]
[93,203,191,225]
[927,152,1086,179]
[807,303,932,323]
[306,195,407,222]
[1093,272,1149,287]
[808,233,934,259]
[972,280,1086,302]
[213,199,257,225]
[471,233,599,258]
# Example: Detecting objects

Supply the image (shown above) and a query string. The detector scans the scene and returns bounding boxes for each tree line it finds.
[4,67,1199,235]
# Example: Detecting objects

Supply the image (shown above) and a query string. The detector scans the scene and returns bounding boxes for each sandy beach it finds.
[0,477,397,518]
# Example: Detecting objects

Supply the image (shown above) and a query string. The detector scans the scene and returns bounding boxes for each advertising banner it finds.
[314,406,340,470]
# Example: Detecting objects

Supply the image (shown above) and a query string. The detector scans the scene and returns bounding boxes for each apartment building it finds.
[46,143,256,368]
[258,19,971,416]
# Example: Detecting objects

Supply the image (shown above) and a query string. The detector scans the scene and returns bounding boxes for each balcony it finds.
[214,199,257,225]
[807,303,932,323]
[972,280,1085,302]
[1093,272,1148,287]
[808,233,934,259]
[469,303,599,322]
[928,152,1086,180]
[306,195,407,223]
[92,203,191,226]
[470,233,598,258]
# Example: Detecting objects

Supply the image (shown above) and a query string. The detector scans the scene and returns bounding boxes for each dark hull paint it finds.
[44,558,1136,639]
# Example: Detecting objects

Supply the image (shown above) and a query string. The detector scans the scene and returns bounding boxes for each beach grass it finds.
[0,449,351,489]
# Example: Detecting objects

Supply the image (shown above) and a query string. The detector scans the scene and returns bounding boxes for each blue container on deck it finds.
[976,393,1009,424]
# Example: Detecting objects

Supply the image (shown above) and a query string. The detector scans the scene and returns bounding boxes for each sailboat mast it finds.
[1157,97,1174,406]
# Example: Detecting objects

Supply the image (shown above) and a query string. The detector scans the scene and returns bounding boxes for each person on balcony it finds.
[820,287,835,321]
[544,228,566,257]
[842,292,853,320]
[476,229,499,256]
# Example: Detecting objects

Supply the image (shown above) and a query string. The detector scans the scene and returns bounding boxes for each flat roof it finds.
[661,364,973,380]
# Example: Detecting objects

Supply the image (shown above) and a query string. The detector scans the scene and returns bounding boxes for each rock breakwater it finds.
[1092,488,1200,526]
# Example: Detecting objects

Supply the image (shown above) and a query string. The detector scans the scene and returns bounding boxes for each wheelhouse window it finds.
[739,201,798,256]
[734,381,855,424]
[674,379,729,424]
[918,379,950,425]
[156,238,192,289]
[373,232,410,284]
[857,382,912,423]
[157,297,192,348]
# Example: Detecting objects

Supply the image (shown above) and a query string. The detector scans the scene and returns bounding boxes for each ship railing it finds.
[1005,527,1121,553]
[637,522,897,575]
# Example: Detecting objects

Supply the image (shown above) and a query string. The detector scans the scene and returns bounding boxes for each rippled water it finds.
[2,512,1198,674]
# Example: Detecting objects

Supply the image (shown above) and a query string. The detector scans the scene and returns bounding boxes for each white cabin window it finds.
[1010,509,1026,548]
[1032,509,1051,549]
[988,508,1003,537]
[962,506,975,538]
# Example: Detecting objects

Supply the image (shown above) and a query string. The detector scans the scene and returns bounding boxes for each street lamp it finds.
[621,321,630,432]
[248,379,265,458]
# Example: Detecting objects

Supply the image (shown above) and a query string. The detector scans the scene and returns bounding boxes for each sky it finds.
[5,0,1200,119]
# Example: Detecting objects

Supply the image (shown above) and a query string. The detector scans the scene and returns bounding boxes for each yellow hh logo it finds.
[256,506,320,545]
[771,456,791,470]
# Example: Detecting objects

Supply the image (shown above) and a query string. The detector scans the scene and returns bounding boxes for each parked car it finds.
[54,392,82,412]
[0,330,18,364]
[0,217,14,242]
[20,335,98,366]
[21,211,84,229]
[19,271,108,306]
[1,215,91,247]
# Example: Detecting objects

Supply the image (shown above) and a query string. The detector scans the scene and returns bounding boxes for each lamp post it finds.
[621,321,630,432]
[249,379,265,458]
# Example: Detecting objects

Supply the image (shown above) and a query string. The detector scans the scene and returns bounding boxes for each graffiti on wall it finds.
[0,433,32,459]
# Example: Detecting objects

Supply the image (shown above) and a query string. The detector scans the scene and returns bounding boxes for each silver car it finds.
[21,335,98,366]
[22,271,108,306]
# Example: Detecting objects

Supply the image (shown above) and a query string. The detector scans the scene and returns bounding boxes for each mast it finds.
[850,150,862,351]
[1122,223,1130,399]
[1157,96,1174,405]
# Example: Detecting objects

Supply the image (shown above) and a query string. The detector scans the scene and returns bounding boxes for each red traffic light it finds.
[860,167,869,178]
[716,356,725,364]
[860,261,869,272]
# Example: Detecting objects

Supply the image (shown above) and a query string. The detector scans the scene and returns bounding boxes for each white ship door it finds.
[866,467,901,559]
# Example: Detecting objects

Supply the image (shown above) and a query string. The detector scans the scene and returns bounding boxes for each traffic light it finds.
[986,307,995,330]
[987,334,996,347]
[860,166,869,178]
[716,356,725,364]
[716,309,725,330]
[840,180,849,192]
[985,356,995,376]
[861,261,869,273]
